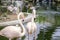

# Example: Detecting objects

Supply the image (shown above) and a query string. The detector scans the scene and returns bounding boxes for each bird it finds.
[26,6,37,40]
[0,13,26,40]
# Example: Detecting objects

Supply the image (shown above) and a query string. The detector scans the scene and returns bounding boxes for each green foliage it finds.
[36,15,46,23]
[22,6,27,12]
[0,36,8,40]
[0,0,2,5]
[21,36,25,40]
[22,6,32,13]
[0,7,7,13]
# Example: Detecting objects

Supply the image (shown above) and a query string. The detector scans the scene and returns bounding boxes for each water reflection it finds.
[37,22,55,40]
[37,23,60,40]
[51,26,60,40]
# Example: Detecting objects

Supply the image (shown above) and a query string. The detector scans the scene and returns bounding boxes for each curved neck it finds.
[18,13,26,37]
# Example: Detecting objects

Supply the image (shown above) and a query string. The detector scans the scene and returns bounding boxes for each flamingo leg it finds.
[9,38,11,40]
[28,33,29,40]
[35,32,36,40]
[27,30,29,40]
[33,32,36,40]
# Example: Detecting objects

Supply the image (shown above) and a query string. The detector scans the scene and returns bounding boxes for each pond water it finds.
[0,9,60,40]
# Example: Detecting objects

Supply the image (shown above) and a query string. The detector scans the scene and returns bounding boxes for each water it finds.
[0,0,60,40]
[51,26,60,40]
[36,12,60,40]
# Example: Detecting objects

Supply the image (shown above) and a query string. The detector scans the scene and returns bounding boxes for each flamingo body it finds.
[26,22,37,34]
[0,26,24,39]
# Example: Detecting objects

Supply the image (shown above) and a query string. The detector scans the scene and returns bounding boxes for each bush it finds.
[0,7,7,13]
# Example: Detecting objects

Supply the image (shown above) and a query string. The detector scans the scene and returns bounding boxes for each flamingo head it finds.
[30,6,36,19]
[19,12,25,22]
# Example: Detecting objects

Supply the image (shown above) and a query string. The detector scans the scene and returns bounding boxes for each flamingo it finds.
[26,6,37,40]
[0,13,26,40]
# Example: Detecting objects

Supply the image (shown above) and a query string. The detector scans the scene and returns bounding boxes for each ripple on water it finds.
[51,26,60,40]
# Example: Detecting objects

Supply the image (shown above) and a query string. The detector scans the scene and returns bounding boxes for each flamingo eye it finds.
[22,19,24,22]
[34,18,36,21]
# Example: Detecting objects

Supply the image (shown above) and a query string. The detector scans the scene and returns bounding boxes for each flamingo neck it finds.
[31,9,36,23]
[31,17,34,23]
[18,13,26,37]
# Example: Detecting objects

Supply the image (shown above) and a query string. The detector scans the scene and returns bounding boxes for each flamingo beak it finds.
[22,17,25,22]
[21,14,25,22]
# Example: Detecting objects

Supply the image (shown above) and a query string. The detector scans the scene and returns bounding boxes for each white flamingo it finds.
[0,13,26,40]
[26,7,37,40]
